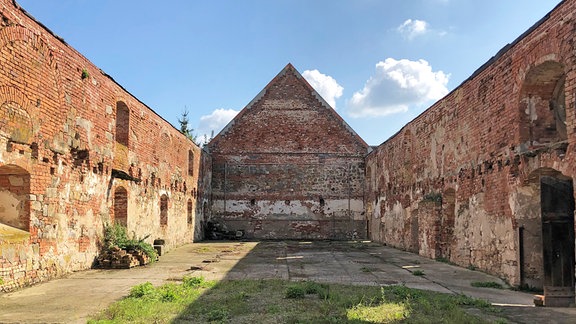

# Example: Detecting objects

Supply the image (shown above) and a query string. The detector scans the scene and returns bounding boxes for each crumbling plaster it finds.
[366,0,576,286]
[0,0,208,292]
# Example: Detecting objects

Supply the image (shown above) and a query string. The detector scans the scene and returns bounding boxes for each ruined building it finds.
[207,64,369,240]
[0,0,210,292]
[1,0,576,306]
[365,0,576,305]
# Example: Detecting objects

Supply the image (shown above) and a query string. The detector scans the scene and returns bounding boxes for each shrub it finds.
[302,281,330,299]
[103,224,129,250]
[285,284,306,299]
[102,224,157,261]
[129,282,157,299]
[159,284,182,302]
[183,276,205,288]
[303,281,325,294]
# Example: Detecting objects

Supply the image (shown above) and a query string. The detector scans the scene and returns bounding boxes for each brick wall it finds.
[0,0,209,292]
[208,65,369,240]
[366,0,576,286]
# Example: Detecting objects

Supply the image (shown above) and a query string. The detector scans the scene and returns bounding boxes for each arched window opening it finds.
[113,187,128,227]
[187,199,193,224]
[519,61,567,146]
[0,165,30,231]
[188,150,194,176]
[160,194,169,226]
[116,101,130,147]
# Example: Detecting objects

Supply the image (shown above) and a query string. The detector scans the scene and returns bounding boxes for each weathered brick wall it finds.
[0,0,208,292]
[208,65,369,240]
[366,0,576,286]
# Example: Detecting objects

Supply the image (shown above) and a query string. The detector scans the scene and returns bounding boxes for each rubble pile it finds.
[96,246,152,269]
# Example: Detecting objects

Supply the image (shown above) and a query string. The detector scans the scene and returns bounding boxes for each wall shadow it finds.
[170,240,387,323]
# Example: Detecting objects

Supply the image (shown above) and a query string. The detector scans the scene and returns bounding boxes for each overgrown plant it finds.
[90,277,500,323]
[412,270,425,276]
[102,224,157,261]
[81,68,89,79]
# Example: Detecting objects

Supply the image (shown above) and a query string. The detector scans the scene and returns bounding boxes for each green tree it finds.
[178,107,197,143]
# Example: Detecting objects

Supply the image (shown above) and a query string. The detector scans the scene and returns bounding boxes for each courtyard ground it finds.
[0,240,575,323]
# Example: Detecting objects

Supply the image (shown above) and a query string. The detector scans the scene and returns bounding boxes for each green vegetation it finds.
[177,107,197,143]
[102,224,157,261]
[89,277,500,323]
[285,284,306,299]
[471,281,503,289]
[81,68,89,79]
[412,270,425,276]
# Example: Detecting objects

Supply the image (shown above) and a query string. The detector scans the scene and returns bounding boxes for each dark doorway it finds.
[540,176,575,306]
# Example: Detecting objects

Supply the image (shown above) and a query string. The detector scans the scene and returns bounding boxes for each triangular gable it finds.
[208,63,369,154]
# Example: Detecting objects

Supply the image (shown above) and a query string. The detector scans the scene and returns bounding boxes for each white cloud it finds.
[397,19,429,40]
[302,69,344,109]
[347,58,449,118]
[197,108,239,143]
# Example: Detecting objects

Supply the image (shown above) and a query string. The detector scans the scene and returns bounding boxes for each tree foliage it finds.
[178,107,197,143]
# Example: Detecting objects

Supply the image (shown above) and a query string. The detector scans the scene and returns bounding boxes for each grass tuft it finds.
[347,301,410,322]
[89,277,497,323]
[285,284,306,299]
[412,270,425,276]
[471,281,503,289]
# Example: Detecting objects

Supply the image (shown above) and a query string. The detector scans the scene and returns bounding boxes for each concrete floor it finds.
[0,240,575,323]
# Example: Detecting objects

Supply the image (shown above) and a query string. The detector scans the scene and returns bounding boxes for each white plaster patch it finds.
[523,96,539,121]
[0,190,22,228]
[75,117,93,148]
[216,198,364,220]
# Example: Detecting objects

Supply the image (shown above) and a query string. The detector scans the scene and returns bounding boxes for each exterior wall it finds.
[366,0,576,286]
[208,65,369,240]
[0,0,207,292]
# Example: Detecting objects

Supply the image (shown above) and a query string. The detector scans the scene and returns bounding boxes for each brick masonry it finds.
[0,0,209,292]
[207,65,369,240]
[366,0,576,287]
[1,0,576,296]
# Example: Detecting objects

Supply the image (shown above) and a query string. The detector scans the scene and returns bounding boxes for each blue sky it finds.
[17,0,562,146]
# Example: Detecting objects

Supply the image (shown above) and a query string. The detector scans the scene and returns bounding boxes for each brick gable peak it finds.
[208,63,369,152]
